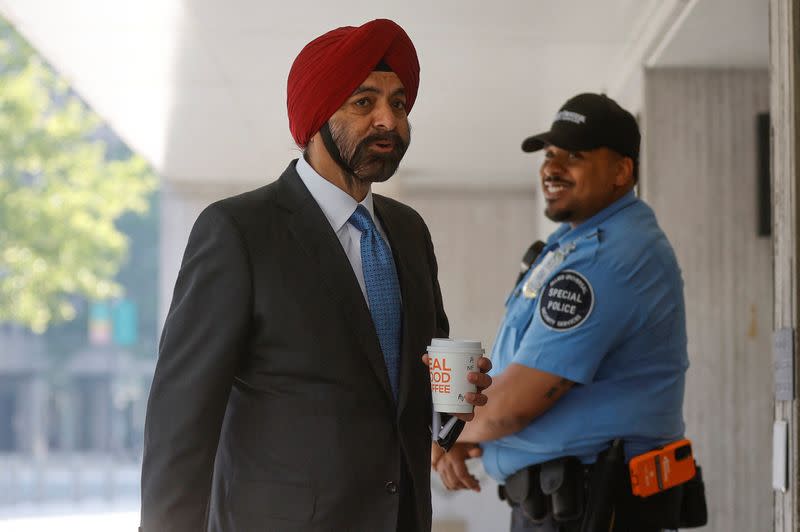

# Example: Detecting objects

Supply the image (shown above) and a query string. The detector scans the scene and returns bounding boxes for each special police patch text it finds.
[539,270,594,331]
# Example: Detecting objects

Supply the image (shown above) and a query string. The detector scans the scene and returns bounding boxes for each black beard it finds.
[545,206,574,222]
[329,123,409,187]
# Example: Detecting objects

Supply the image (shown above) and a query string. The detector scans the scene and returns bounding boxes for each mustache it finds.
[359,131,407,152]
[544,176,571,185]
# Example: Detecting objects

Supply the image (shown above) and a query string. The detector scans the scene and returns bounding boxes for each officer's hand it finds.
[431,441,445,470]
[458,355,492,421]
[421,354,492,422]
[435,442,483,492]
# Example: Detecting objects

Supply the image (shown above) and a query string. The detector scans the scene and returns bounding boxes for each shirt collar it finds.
[295,156,377,231]
[553,190,638,246]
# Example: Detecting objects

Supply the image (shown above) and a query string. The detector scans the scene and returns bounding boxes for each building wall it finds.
[401,183,539,348]
[643,68,772,532]
[403,184,537,532]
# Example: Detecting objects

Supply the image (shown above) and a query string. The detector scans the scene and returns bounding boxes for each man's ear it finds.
[615,156,634,187]
[305,131,323,162]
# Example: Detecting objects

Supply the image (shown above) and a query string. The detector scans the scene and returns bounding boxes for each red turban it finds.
[287,19,420,147]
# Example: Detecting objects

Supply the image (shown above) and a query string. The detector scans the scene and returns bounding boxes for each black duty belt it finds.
[498,454,707,531]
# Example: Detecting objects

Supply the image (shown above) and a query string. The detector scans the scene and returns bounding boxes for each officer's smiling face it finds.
[540,144,633,227]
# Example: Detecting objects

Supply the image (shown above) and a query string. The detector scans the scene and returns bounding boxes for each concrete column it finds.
[19,375,49,459]
[398,182,537,531]
[90,378,111,451]
[771,0,800,529]
[59,387,78,451]
[643,68,772,531]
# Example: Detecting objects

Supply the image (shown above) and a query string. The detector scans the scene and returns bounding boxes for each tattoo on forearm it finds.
[544,378,571,400]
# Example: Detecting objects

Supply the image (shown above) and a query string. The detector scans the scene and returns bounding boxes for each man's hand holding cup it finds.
[422,339,492,422]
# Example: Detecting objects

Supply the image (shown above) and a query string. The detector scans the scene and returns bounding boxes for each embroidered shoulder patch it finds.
[539,270,594,331]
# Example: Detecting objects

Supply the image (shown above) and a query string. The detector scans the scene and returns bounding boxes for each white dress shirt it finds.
[295,156,391,306]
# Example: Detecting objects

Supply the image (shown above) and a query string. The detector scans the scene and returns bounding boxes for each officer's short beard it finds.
[328,118,410,188]
[545,206,574,223]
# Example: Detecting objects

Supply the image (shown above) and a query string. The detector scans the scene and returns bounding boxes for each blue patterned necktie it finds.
[348,205,402,399]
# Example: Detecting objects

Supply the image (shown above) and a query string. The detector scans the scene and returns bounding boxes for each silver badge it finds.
[522,242,576,299]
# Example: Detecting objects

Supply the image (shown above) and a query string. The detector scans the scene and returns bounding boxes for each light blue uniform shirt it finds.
[481,191,689,482]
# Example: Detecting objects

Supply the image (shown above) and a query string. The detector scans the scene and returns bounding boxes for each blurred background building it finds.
[0,0,797,531]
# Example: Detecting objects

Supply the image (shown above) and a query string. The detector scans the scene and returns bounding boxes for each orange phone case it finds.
[629,438,696,497]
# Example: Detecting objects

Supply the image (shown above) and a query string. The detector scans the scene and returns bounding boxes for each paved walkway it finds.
[0,501,138,531]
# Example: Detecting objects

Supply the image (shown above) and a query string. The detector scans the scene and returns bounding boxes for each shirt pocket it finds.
[505,292,539,332]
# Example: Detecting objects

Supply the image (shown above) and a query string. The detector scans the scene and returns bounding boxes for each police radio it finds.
[629,438,697,498]
[516,240,546,286]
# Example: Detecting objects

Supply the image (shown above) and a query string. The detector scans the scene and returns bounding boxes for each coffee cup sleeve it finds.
[432,411,466,451]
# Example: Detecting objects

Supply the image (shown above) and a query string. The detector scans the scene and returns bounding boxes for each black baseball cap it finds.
[521,93,640,161]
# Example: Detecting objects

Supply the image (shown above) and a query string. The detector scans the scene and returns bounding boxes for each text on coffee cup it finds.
[429,357,453,394]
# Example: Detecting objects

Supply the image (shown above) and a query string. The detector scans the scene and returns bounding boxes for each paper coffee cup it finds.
[427,338,484,414]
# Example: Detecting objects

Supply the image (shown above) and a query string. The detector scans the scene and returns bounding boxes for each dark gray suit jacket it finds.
[140,161,449,531]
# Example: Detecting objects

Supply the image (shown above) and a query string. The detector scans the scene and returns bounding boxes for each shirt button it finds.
[385,481,398,494]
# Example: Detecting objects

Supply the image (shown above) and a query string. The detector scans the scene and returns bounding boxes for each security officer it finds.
[431,93,689,532]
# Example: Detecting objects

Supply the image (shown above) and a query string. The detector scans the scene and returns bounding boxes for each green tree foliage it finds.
[0,18,158,333]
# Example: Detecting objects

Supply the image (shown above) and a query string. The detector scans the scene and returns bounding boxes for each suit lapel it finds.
[373,196,423,418]
[275,163,395,405]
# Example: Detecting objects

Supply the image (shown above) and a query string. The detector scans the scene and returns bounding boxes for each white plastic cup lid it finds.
[427,338,484,354]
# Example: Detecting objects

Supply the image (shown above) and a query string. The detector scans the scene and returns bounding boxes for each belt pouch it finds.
[614,453,683,529]
[581,439,624,532]
[679,465,708,528]
[541,456,584,522]
[505,465,549,523]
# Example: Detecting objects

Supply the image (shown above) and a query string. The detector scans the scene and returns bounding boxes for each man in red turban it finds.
[287,18,420,200]
[141,18,491,532]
